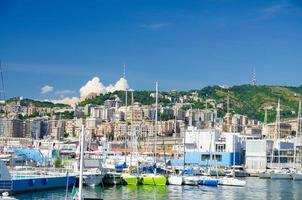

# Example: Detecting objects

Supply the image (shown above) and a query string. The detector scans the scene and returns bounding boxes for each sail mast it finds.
[78,125,85,200]
[294,100,301,167]
[154,82,158,166]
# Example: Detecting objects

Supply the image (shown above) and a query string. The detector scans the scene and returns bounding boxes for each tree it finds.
[54,153,62,168]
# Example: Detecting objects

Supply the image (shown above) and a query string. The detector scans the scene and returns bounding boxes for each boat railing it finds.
[10,167,75,179]
[0,180,12,191]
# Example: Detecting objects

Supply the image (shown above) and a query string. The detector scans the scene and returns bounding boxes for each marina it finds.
[11,178,302,200]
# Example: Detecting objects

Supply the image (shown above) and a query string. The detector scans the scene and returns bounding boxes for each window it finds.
[201,154,222,162]
[201,154,211,161]
[215,144,226,152]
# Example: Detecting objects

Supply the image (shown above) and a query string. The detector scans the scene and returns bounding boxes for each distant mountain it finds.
[5,97,68,108]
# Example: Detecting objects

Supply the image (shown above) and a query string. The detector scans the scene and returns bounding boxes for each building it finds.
[184,127,242,167]
[0,119,26,138]
[245,139,295,173]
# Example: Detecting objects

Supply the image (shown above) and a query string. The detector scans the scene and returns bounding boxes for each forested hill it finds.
[80,85,302,123]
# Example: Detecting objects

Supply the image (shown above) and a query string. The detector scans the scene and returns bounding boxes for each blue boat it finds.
[198,177,219,186]
[0,161,76,193]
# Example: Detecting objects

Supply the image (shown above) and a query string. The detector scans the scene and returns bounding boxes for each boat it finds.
[227,166,249,177]
[271,168,293,179]
[83,171,104,187]
[0,192,17,200]
[209,169,226,176]
[168,175,182,185]
[292,171,302,180]
[182,175,200,186]
[103,172,122,185]
[0,160,76,194]
[140,174,167,186]
[259,171,271,179]
[219,177,246,186]
[121,174,141,185]
[198,176,218,186]
[141,82,167,186]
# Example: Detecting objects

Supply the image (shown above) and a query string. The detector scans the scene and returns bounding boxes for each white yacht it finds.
[168,175,183,185]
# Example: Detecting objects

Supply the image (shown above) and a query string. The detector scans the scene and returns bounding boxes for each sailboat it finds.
[219,133,246,186]
[292,100,302,181]
[168,109,183,186]
[141,82,167,186]
[271,99,293,179]
[76,125,102,200]
[121,89,142,185]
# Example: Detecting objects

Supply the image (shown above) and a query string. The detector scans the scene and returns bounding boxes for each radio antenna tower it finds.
[0,60,5,103]
[123,64,126,78]
[251,68,257,86]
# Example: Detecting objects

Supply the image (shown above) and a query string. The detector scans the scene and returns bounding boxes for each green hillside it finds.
[195,85,302,122]
[79,85,302,123]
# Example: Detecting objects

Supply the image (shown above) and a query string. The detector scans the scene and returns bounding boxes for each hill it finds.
[80,85,302,123]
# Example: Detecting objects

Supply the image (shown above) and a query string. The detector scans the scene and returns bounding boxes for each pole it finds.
[79,125,85,200]
[154,82,158,169]
[124,89,128,164]
[130,90,134,168]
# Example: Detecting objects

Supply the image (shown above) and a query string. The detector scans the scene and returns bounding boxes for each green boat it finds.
[141,174,167,186]
[121,174,142,185]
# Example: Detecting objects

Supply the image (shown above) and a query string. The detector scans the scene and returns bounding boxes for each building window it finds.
[201,154,222,161]
[215,144,226,152]
[201,154,211,161]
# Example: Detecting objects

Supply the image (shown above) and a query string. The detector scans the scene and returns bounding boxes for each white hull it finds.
[83,173,104,187]
[168,175,183,185]
[183,176,200,186]
[292,173,302,180]
[259,172,271,179]
[219,177,246,187]
[271,173,292,179]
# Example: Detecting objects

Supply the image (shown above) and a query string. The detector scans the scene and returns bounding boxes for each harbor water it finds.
[14,178,302,200]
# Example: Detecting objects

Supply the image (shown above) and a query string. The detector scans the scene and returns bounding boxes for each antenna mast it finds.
[251,68,257,86]
[0,60,5,102]
[123,64,126,78]
[275,99,281,140]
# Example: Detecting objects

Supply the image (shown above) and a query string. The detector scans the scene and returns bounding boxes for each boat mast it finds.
[294,100,301,167]
[124,88,128,164]
[78,125,85,200]
[276,99,281,167]
[130,90,134,168]
[123,64,128,164]
[154,82,158,168]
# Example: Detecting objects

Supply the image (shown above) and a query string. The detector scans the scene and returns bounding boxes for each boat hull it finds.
[259,172,271,179]
[141,175,167,186]
[271,173,292,179]
[198,178,218,186]
[1,176,76,193]
[168,176,182,185]
[83,174,103,187]
[293,173,302,180]
[219,177,246,186]
[183,176,200,186]
[103,173,122,185]
[122,175,141,185]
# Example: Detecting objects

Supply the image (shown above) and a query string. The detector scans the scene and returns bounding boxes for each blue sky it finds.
[0,0,302,101]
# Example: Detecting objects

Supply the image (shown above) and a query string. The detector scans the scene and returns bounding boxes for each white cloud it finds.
[41,85,54,94]
[52,97,79,106]
[79,76,129,99]
[79,77,107,98]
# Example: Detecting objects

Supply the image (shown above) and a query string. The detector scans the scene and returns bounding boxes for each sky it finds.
[0,0,302,103]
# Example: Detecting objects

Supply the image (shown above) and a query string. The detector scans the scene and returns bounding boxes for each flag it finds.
[71,185,79,200]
